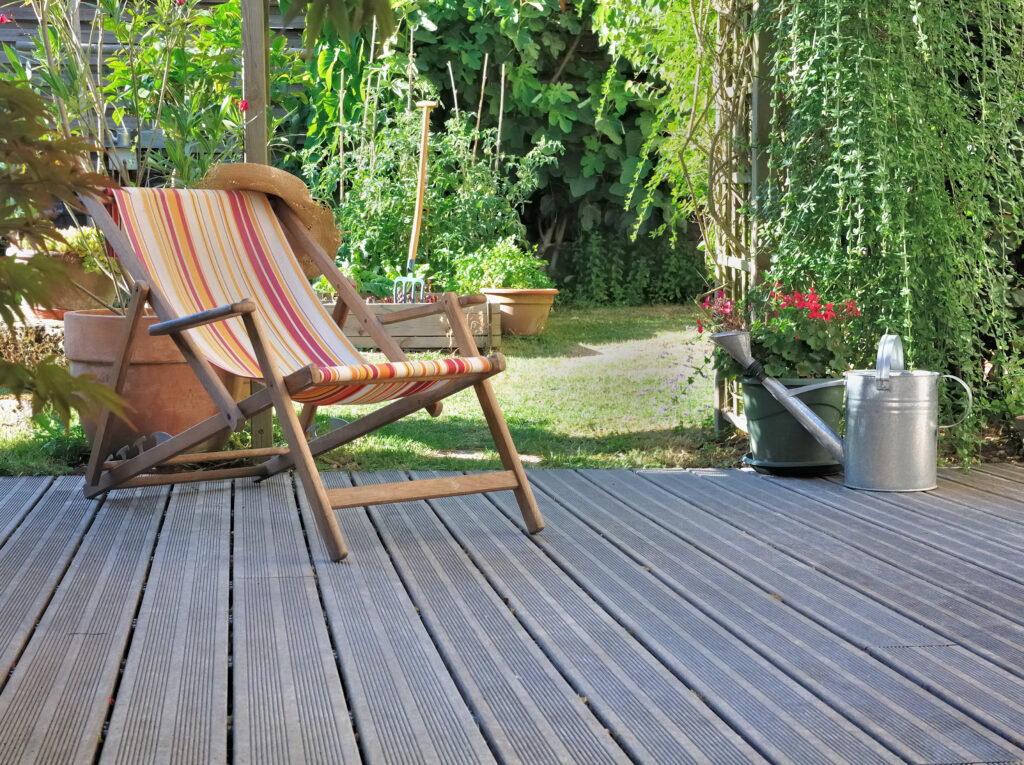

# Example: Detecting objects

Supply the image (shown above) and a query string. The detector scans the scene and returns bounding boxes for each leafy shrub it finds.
[296,63,560,295]
[557,231,705,306]
[451,237,554,292]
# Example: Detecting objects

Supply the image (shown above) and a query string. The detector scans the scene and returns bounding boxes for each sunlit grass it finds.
[314,304,744,471]
[0,305,746,475]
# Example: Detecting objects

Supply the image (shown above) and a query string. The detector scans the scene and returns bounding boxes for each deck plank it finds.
[0,466,1022,763]
[0,478,101,682]
[578,469,1024,762]
[666,469,1024,674]
[745,473,1024,613]
[972,463,1024,484]
[394,471,766,764]
[817,474,1024,549]
[939,467,1024,509]
[232,475,359,764]
[307,473,494,764]
[0,485,167,764]
[484,472,897,763]
[353,471,630,765]
[0,476,51,546]
[100,482,230,764]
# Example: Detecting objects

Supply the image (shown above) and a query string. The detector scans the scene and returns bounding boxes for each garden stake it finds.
[394,100,437,304]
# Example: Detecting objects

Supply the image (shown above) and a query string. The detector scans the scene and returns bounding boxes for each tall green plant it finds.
[761,0,1024,453]
[0,81,123,425]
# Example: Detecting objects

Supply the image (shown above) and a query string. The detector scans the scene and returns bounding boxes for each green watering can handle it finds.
[939,375,973,429]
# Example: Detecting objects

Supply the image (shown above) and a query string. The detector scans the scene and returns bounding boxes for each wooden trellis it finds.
[706,0,771,431]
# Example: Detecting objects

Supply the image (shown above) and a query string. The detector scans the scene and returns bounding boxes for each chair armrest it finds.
[149,299,256,336]
[378,294,487,326]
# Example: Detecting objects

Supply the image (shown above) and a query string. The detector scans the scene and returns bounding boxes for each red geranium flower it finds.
[237,99,249,112]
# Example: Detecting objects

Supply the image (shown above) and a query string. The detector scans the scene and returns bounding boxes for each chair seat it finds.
[293,356,496,406]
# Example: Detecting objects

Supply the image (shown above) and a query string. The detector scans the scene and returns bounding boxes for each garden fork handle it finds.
[407,100,437,270]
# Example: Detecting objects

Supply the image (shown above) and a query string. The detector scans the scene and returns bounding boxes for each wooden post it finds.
[750,1,774,284]
[240,0,273,447]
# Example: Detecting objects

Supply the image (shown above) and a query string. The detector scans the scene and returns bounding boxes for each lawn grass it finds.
[0,304,746,475]
[313,304,745,471]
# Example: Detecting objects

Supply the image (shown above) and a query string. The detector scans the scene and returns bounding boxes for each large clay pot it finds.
[481,288,558,336]
[64,309,245,453]
[741,376,845,476]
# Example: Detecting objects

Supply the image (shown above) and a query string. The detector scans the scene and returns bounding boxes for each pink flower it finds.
[237,99,249,112]
[0,13,12,23]
[697,318,704,334]
[175,0,185,5]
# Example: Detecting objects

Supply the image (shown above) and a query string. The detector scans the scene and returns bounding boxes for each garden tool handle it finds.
[407,100,438,268]
[939,374,973,429]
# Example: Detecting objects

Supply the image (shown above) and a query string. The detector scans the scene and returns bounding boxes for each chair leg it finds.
[473,379,545,533]
[299,404,318,437]
[438,292,544,532]
[83,282,150,491]
[240,313,349,561]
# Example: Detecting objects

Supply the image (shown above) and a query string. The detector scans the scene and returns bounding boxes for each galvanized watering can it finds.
[711,331,972,491]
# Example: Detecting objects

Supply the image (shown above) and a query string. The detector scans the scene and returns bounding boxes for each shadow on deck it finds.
[0,465,1022,763]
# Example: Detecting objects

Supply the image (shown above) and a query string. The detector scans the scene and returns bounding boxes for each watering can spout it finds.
[710,331,846,465]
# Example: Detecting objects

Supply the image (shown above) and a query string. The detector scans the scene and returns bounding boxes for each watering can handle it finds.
[875,334,905,389]
[784,378,847,398]
[939,375,973,429]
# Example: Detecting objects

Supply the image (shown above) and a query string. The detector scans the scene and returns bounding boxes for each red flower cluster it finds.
[697,290,742,334]
[236,99,249,112]
[0,13,13,23]
[772,286,858,323]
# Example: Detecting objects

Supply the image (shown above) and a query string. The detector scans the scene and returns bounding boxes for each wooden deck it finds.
[0,465,1022,763]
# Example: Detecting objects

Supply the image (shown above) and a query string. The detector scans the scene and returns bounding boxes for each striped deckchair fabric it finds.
[111,187,493,406]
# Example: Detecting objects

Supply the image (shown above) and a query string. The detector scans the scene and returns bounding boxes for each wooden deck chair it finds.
[79,185,544,561]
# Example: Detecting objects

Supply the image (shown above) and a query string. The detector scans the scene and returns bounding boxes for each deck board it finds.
[553,469,1024,763]
[310,472,494,764]
[232,475,360,765]
[0,465,1021,763]
[645,470,1024,677]
[484,472,895,763]
[100,482,230,764]
[0,486,166,764]
[402,472,766,764]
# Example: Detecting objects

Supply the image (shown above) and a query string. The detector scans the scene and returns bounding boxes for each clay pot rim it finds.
[480,288,559,296]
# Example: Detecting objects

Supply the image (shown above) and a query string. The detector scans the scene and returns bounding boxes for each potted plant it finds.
[454,237,558,336]
[700,284,873,474]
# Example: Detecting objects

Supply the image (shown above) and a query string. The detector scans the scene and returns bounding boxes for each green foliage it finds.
[97,0,305,186]
[386,0,696,284]
[451,237,554,292]
[0,80,125,427]
[590,0,714,230]
[557,230,704,306]
[761,0,1024,453]
[295,63,560,294]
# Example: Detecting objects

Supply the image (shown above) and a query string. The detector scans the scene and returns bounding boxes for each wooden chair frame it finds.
[79,192,544,561]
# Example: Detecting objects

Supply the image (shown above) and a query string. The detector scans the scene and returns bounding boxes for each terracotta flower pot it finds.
[64,309,245,453]
[481,288,558,336]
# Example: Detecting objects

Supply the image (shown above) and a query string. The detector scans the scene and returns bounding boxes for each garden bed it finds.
[340,299,500,351]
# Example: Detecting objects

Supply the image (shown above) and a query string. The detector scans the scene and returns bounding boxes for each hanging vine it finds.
[762,0,1024,453]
